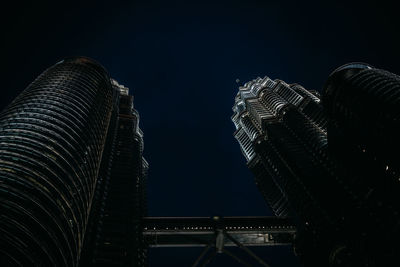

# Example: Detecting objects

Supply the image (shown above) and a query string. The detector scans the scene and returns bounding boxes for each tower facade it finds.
[232,64,400,266]
[0,57,147,266]
[80,80,148,266]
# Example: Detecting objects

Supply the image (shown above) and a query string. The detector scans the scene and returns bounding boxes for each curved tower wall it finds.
[232,66,400,266]
[0,58,114,266]
[324,64,400,181]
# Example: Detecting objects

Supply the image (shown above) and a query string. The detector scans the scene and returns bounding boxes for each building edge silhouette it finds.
[0,57,147,266]
[232,64,400,266]
[2,57,399,266]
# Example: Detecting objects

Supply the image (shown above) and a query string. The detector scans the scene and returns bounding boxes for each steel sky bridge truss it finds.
[143,216,296,266]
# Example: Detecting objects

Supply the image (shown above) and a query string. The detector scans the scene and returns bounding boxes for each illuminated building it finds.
[232,64,400,266]
[0,57,147,266]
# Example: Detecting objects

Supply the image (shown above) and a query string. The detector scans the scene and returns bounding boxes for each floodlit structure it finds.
[2,57,399,266]
[0,57,147,267]
[0,56,294,267]
[232,63,400,266]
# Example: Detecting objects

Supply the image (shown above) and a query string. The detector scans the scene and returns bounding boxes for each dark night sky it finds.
[1,1,399,266]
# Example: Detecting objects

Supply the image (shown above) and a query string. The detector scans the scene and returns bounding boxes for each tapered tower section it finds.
[0,58,114,266]
[79,80,148,266]
[232,66,400,266]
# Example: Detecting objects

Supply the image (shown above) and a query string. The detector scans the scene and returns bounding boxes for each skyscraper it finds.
[0,57,147,266]
[232,64,400,266]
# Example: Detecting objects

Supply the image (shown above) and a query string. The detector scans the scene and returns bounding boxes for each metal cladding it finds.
[79,80,148,266]
[0,57,114,266]
[232,66,400,266]
[0,57,127,266]
[232,76,326,218]
[323,63,400,181]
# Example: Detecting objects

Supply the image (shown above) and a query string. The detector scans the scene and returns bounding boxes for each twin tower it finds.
[0,57,399,267]
[0,58,147,266]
